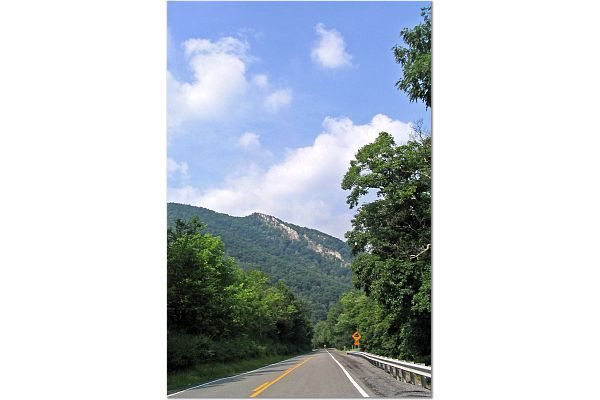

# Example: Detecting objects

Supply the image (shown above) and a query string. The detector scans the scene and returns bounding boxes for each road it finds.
[168,349,431,398]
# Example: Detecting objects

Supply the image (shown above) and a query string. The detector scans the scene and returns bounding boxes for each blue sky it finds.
[167,1,431,239]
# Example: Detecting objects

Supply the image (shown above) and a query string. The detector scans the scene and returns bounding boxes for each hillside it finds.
[167,203,353,321]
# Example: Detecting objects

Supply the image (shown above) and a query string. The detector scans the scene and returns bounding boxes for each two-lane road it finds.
[168,349,431,398]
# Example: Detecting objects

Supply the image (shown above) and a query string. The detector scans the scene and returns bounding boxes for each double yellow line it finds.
[250,356,314,398]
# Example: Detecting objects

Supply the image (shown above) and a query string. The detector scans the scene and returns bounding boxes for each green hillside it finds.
[167,202,353,321]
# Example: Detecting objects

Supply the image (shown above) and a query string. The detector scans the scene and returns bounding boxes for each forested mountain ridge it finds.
[167,202,353,321]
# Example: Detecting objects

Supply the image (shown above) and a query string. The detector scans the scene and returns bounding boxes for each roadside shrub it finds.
[167,333,214,371]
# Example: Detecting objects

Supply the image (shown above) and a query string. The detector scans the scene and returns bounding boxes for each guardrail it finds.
[347,351,431,390]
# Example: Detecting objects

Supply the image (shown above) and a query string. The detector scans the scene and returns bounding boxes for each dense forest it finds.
[167,203,353,322]
[310,6,432,364]
[167,217,312,372]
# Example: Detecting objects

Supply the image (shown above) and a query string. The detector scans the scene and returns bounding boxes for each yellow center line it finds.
[252,381,271,392]
[249,356,314,398]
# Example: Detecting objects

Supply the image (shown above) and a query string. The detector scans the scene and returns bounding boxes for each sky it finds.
[167,1,431,239]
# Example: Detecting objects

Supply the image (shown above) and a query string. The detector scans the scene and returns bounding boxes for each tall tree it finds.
[342,127,431,363]
[393,6,432,109]
[335,5,433,362]
[167,217,236,337]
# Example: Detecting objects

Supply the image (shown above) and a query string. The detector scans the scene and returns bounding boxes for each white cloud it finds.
[238,132,261,149]
[251,74,269,89]
[168,37,249,128]
[168,37,293,131]
[169,114,411,238]
[183,37,249,58]
[167,157,188,178]
[264,89,292,112]
[311,23,353,69]
[167,185,202,205]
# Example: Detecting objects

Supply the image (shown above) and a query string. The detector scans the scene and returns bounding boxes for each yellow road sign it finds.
[352,331,362,346]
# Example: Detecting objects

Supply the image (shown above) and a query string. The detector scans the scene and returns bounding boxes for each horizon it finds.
[167,201,350,242]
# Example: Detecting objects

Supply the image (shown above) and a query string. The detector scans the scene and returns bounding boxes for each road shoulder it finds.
[328,350,431,398]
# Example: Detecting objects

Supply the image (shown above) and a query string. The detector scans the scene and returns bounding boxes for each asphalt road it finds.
[168,349,431,398]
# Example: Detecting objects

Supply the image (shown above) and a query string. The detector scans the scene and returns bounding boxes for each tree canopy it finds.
[341,129,431,363]
[329,4,433,364]
[312,290,396,355]
[167,217,313,372]
[393,6,432,109]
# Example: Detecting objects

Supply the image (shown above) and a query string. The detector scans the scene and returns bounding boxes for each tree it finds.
[167,217,237,336]
[311,320,332,348]
[310,290,396,355]
[333,5,432,364]
[341,127,431,363]
[167,217,314,373]
[393,6,431,109]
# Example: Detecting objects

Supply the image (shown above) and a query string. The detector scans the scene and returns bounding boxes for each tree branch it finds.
[410,243,431,260]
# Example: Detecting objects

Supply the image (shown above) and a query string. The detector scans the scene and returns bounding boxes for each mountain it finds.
[167,203,353,321]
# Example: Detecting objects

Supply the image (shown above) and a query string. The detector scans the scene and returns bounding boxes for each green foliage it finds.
[340,128,431,364]
[167,217,313,372]
[167,333,215,370]
[313,290,429,364]
[167,203,353,322]
[342,132,431,262]
[167,217,236,336]
[393,6,431,109]
[311,290,398,356]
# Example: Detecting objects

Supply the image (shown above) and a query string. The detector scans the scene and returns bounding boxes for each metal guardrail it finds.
[347,351,431,390]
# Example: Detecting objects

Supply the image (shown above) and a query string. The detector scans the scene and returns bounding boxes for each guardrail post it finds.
[409,372,415,384]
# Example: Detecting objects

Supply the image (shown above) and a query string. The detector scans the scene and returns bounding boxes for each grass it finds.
[167,353,305,394]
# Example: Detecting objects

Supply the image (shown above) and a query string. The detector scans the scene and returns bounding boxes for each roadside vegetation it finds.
[167,217,313,384]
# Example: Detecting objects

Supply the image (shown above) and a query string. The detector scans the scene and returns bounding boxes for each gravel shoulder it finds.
[331,350,432,398]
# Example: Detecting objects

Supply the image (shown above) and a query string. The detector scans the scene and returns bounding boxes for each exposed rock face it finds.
[255,213,300,241]
[304,234,345,263]
[255,213,348,265]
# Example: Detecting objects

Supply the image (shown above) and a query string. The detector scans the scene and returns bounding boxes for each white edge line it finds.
[167,354,307,397]
[326,349,369,398]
